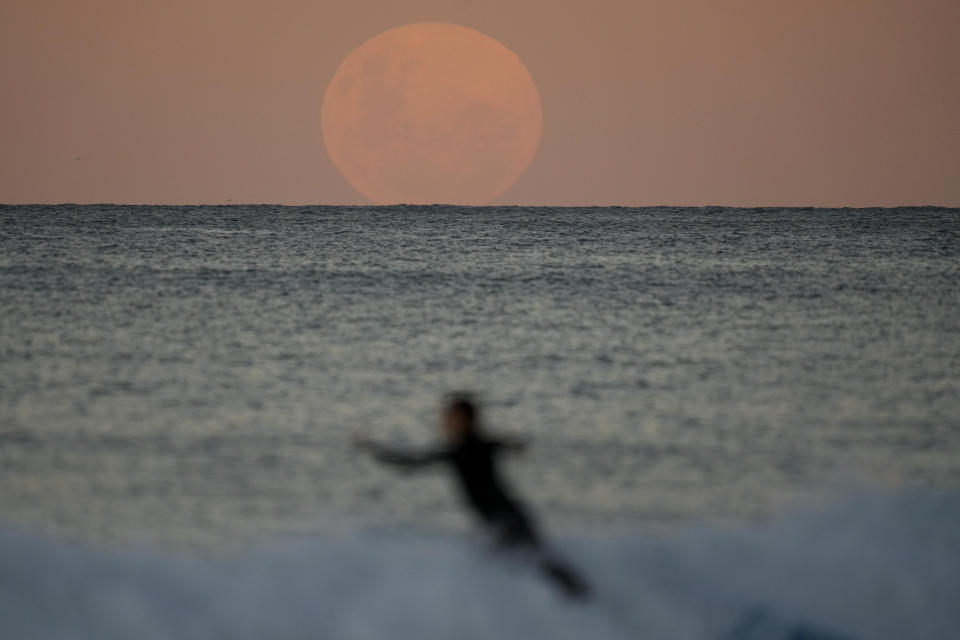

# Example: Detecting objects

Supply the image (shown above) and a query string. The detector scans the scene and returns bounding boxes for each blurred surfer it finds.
[355,393,590,600]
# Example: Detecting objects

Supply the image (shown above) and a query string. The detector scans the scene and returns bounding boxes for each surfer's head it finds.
[441,392,479,440]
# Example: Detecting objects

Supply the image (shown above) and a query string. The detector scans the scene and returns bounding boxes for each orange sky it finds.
[2,0,958,206]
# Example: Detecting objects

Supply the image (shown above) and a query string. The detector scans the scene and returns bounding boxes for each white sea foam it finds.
[1,491,956,640]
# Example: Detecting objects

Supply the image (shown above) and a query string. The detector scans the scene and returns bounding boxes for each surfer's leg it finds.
[539,556,590,601]
[493,500,541,548]
[488,523,591,601]
[487,502,590,601]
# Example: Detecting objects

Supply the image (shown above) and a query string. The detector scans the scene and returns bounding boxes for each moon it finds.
[321,23,542,205]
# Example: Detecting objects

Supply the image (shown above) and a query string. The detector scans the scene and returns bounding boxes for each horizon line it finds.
[1,202,956,210]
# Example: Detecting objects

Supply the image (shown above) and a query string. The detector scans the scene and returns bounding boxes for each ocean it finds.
[1,204,958,638]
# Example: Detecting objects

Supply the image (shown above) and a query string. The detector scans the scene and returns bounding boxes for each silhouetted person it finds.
[355,393,590,600]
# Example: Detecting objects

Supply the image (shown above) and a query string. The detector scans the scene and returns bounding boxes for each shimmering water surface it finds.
[1,205,958,547]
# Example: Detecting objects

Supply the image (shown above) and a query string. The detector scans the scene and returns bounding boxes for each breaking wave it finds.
[1,491,957,640]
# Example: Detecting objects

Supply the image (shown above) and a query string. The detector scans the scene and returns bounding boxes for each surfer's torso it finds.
[441,435,538,544]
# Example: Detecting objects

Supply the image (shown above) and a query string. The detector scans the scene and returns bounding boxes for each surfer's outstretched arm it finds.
[354,438,448,469]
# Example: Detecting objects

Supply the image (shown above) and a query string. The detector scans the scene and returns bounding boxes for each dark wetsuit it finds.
[368,433,589,599]
[371,434,538,546]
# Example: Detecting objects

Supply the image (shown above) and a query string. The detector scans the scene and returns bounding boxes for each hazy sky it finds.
[2,0,958,206]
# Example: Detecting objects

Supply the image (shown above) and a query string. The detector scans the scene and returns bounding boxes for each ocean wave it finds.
[1,491,957,640]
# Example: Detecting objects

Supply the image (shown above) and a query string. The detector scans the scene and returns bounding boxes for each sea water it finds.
[1,205,958,638]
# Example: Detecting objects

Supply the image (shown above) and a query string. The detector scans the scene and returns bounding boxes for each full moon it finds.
[321,23,542,205]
